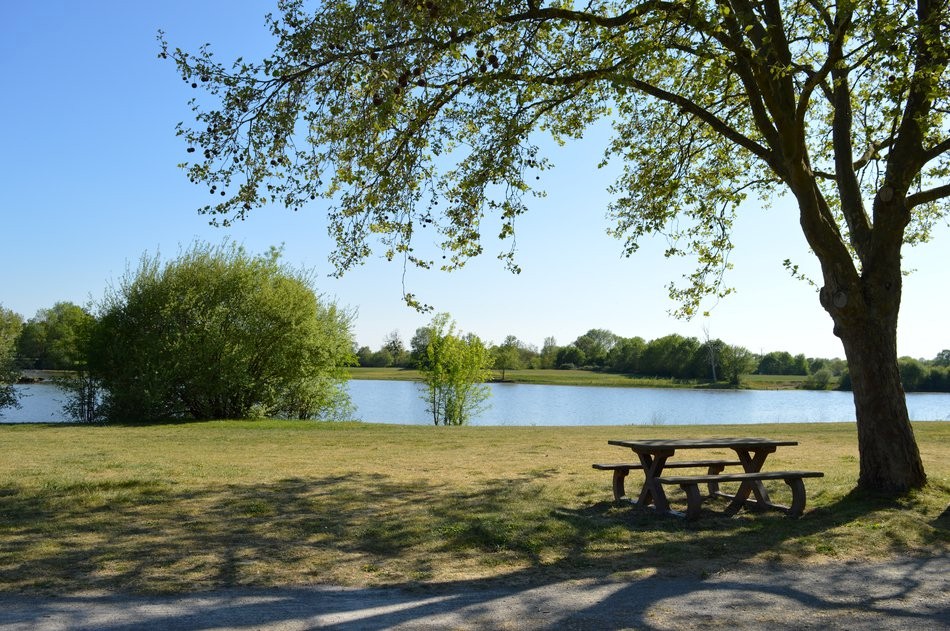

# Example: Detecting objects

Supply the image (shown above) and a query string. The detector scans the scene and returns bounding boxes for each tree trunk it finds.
[790,159,927,494]
[824,280,927,493]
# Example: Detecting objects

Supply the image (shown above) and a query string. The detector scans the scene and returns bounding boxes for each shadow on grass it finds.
[0,473,946,629]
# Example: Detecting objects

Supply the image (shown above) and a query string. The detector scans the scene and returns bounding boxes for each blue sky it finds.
[2,1,947,360]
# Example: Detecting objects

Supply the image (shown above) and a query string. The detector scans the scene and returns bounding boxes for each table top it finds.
[607,438,798,451]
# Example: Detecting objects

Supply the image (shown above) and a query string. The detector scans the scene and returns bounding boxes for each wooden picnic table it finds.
[605,437,804,517]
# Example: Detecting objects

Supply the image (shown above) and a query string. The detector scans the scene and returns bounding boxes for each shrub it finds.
[802,368,833,390]
[88,242,355,422]
[0,305,22,411]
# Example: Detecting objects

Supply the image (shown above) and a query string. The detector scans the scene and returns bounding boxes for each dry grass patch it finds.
[0,421,946,594]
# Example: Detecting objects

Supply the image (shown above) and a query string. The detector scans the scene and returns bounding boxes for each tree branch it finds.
[906,183,950,208]
[853,138,891,171]
[921,137,950,166]
[612,74,773,165]
[502,1,678,29]
[796,7,851,127]
[710,2,783,153]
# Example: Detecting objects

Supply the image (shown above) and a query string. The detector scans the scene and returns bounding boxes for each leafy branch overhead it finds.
[163,0,949,315]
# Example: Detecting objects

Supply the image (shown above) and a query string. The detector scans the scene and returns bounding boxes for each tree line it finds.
[356,328,950,393]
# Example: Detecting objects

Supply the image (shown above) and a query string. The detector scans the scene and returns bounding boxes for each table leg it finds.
[725,447,775,515]
[635,450,673,513]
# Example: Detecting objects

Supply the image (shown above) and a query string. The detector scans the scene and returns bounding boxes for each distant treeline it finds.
[356,327,950,392]
[5,301,950,393]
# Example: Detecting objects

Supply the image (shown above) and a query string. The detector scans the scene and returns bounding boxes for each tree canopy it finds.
[16,302,95,371]
[166,0,948,308]
[166,0,949,492]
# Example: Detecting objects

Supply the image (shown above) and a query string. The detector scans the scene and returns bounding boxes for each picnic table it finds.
[595,437,823,519]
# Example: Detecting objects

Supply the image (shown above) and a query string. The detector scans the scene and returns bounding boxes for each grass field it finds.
[0,421,946,595]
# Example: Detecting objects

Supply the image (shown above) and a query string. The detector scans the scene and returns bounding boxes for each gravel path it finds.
[0,556,946,630]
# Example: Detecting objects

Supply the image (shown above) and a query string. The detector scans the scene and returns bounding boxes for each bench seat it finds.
[656,470,824,519]
[593,459,742,500]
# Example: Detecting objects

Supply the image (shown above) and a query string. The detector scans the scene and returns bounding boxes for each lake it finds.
[3,380,950,425]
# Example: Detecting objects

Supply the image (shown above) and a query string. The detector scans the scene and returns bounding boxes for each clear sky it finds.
[2,1,947,360]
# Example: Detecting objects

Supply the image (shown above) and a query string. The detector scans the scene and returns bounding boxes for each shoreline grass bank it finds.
[349,367,817,390]
[0,420,946,595]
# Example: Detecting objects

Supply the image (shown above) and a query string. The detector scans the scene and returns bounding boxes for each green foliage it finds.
[933,350,950,368]
[409,326,434,367]
[720,344,757,387]
[357,345,395,367]
[491,335,525,380]
[555,345,586,369]
[0,305,23,411]
[808,357,848,377]
[16,302,95,370]
[418,313,492,425]
[539,336,559,369]
[164,0,950,317]
[88,242,356,422]
[606,336,646,373]
[572,329,620,367]
[802,368,834,391]
[381,330,411,367]
[758,351,810,376]
[899,357,928,391]
[53,370,104,424]
[640,334,704,379]
[898,357,950,392]
[839,361,950,393]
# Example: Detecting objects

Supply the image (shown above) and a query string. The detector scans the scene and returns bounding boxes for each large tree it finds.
[165,0,949,492]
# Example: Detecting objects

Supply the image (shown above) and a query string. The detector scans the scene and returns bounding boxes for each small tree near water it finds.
[54,369,104,424]
[419,314,492,426]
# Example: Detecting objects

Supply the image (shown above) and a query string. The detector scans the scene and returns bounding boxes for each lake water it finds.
[3,380,949,425]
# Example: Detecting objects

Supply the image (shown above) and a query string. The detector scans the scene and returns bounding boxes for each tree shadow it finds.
[0,474,946,629]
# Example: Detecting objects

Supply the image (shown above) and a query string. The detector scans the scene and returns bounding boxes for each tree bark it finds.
[821,272,927,493]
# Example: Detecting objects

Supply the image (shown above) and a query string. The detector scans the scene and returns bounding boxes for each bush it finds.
[802,368,833,390]
[0,305,23,411]
[899,357,927,392]
[88,242,356,422]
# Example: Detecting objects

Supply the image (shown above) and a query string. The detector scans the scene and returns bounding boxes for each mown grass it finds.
[741,374,830,390]
[0,421,946,595]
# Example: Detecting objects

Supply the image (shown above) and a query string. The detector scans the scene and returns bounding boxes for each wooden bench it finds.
[593,459,742,500]
[656,470,824,519]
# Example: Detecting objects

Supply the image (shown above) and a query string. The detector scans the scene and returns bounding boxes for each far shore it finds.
[348,366,818,390]
[13,367,823,391]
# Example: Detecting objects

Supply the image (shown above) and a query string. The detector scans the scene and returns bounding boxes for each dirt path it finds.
[0,556,946,630]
